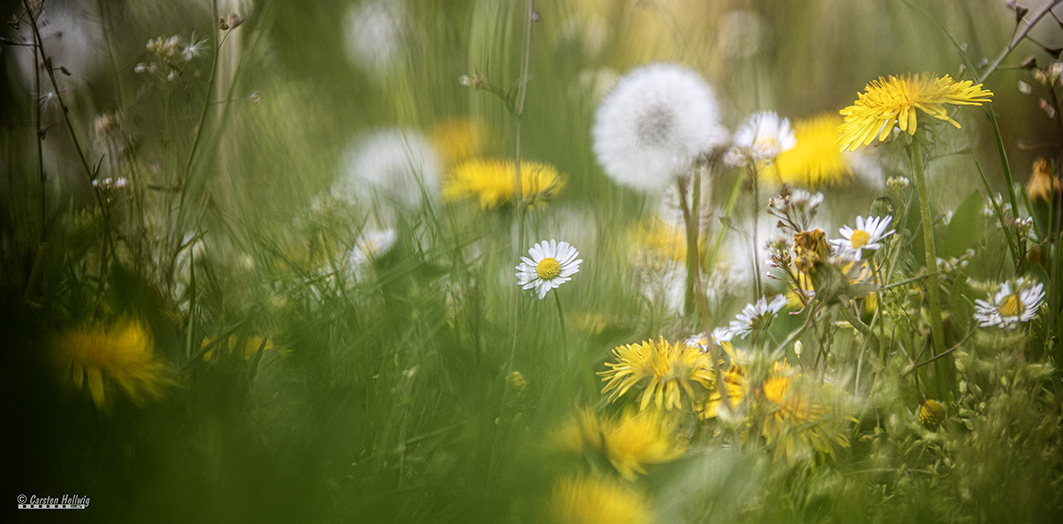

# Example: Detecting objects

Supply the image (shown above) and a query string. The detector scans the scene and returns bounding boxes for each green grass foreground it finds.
[2,1,1062,523]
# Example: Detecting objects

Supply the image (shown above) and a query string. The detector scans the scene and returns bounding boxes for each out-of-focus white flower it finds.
[592,63,725,193]
[348,228,398,268]
[726,295,787,339]
[336,128,442,209]
[725,111,797,167]
[975,278,1044,329]
[343,0,407,76]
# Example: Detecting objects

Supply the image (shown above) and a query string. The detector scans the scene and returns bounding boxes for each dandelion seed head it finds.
[343,0,407,77]
[337,128,442,209]
[592,63,723,192]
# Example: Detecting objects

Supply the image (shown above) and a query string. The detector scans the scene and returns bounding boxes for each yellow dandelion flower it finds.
[443,158,565,209]
[53,318,172,409]
[772,113,853,188]
[838,73,993,152]
[428,118,485,166]
[554,408,686,480]
[604,409,686,479]
[599,337,715,412]
[759,363,850,463]
[548,474,655,524]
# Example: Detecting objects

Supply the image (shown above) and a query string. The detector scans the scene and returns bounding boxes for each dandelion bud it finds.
[918,399,946,429]
[793,340,803,357]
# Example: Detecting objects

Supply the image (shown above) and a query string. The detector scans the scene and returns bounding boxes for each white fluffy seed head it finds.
[337,128,442,209]
[592,63,724,193]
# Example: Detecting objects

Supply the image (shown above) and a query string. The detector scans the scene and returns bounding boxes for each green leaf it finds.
[943,190,986,258]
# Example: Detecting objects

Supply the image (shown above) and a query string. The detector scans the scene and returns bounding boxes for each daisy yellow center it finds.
[850,230,871,249]
[998,294,1023,317]
[537,258,562,280]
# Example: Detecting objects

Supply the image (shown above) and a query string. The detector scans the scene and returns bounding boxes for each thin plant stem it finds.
[911,140,949,388]
[31,20,45,242]
[677,173,699,318]
[22,2,103,210]
[977,0,1063,84]
[748,163,763,300]
[553,291,568,362]
[508,0,536,368]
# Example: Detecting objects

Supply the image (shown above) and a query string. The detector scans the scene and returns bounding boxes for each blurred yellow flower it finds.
[53,318,172,409]
[632,219,686,263]
[759,362,850,463]
[201,335,285,362]
[839,73,993,152]
[918,399,946,429]
[428,118,485,167]
[555,408,686,480]
[443,158,564,209]
[700,357,748,419]
[599,337,715,411]
[548,474,655,524]
[772,113,853,187]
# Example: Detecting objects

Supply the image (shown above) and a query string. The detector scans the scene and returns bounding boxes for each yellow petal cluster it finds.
[443,158,564,209]
[838,73,993,152]
[599,337,715,411]
[53,318,172,409]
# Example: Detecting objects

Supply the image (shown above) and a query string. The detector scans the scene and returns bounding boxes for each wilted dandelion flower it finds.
[793,228,830,274]
[725,111,797,167]
[516,240,582,299]
[53,318,172,409]
[838,73,993,152]
[342,0,407,76]
[337,129,442,208]
[444,159,564,209]
[727,295,788,339]
[1027,157,1060,204]
[592,63,725,192]
[772,113,853,187]
[831,216,894,260]
[974,278,1044,329]
[599,337,715,411]
[548,474,654,524]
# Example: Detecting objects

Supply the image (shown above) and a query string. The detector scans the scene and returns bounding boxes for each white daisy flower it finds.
[975,278,1045,329]
[516,240,582,299]
[336,128,442,209]
[592,63,725,193]
[831,215,894,260]
[725,111,797,167]
[727,295,787,339]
